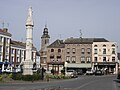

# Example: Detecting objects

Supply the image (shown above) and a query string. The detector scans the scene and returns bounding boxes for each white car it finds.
[66,70,78,78]
[86,69,94,75]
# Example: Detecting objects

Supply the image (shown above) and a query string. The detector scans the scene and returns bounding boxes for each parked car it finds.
[76,69,83,75]
[95,70,103,75]
[86,69,94,75]
[66,70,78,78]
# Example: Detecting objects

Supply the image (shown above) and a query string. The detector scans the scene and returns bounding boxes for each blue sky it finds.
[0,0,120,51]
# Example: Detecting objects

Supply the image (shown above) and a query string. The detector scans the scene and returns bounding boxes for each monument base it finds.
[23,61,33,75]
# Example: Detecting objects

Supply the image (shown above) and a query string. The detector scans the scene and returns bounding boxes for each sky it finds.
[0,0,120,51]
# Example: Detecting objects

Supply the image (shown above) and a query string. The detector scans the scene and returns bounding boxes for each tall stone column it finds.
[23,7,34,75]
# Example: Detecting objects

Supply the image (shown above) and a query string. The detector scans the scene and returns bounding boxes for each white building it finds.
[92,41,118,74]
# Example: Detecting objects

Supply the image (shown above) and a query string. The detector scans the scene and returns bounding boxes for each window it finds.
[50,55,54,58]
[72,56,76,63]
[81,57,85,63]
[112,48,115,54]
[0,36,3,42]
[12,56,14,62]
[0,45,2,52]
[103,44,106,47]
[103,48,106,54]
[5,55,9,61]
[17,57,20,62]
[51,49,54,52]
[16,49,20,55]
[0,55,1,61]
[21,57,24,62]
[6,38,9,44]
[72,48,76,54]
[112,57,115,62]
[94,49,97,54]
[94,45,97,47]
[112,44,115,47]
[21,50,24,55]
[94,57,97,62]
[58,49,61,53]
[67,48,70,54]
[81,48,85,54]
[66,56,70,63]
[103,57,106,62]
[86,57,91,63]
[11,48,14,54]
[87,48,91,54]
[6,46,9,53]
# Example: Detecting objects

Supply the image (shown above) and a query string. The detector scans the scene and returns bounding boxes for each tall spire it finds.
[26,7,34,26]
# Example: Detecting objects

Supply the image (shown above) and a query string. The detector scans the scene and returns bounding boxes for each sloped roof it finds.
[64,38,93,44]
[11,40,37,50]
[64,38,109,44]
[0,28,12,37]
[93,38,109,42]
[47,39,65,48]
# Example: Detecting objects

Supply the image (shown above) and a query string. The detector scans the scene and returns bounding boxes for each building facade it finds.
[44,37,118,74]
[47,39,65,74]
[92,41,118,74]
[0,28,37,72]
[0,28,12,72]
[64,38,93,73]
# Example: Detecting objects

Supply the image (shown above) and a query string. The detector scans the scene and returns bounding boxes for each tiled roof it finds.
[11,40,37,50]
[0,28,12,37]
[93,38,109,42]
[64,38,109,44]
[64,38,93,44]
[47,39,65,48]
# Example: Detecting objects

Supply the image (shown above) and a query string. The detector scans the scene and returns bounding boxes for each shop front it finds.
[93,62,118,74]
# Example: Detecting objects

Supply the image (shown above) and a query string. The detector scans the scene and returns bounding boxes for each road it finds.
[0,75,118,90]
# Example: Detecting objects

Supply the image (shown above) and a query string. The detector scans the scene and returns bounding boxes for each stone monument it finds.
[23,7,34,75]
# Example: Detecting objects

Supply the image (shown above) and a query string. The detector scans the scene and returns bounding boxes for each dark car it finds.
[76,69,83,75]
[95,70,103,75]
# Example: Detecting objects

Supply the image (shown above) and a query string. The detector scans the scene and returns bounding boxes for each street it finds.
[0,75,118,90]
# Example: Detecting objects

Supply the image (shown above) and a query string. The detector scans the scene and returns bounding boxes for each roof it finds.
[93,38,109,42]
[11,40,37,51]
[64,38,93,44]
[64,38,109,44]
[0,28,12,37]
[47,39,65,48]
